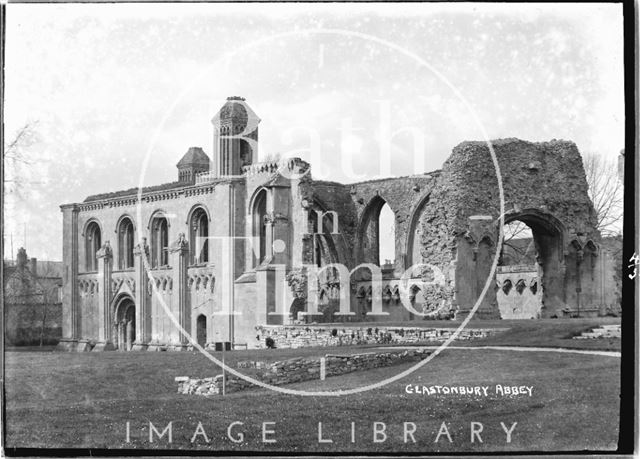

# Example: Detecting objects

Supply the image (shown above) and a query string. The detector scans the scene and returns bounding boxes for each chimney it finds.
[16,248,27,269]
[30,257,37,276]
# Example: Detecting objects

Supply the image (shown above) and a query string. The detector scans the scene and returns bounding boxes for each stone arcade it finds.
[58,97,618,351]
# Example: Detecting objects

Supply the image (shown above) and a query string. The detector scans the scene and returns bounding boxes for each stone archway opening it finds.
[196,314,207,348]
[497,211,564,318]
[114,296,136,351]
[356,195,395,268]
[378,203,396,270]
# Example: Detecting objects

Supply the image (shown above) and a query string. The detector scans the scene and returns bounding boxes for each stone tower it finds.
[176,146,210,183]
[211,96,260,177]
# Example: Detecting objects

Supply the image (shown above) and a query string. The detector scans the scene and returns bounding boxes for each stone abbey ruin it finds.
[58,97,619,351]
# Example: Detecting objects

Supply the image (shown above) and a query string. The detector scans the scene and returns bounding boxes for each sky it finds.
[4,2,624,261]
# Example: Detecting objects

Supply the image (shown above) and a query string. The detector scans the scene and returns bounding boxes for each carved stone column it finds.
[263,214,274,261]
[132,238,151,351]
[170,233,190,350]
[94,241,115,351]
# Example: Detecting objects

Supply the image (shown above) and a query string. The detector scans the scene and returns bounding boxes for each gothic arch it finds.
[355,194,396,266]
[498,208,566,250]
[404,191,431,269]
[247,186,270,216]
[250,188,269,267]
[112,292,135,319]
[495,208,566,316]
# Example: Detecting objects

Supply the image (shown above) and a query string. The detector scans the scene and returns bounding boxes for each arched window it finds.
[357,197,396,268]
[118,217,135,269]
[85,221,101,272]
[150,216,169,268]
[252,189,268,267]
[190,208,209,265]
[378,202,396,267]
[221,126,229,175]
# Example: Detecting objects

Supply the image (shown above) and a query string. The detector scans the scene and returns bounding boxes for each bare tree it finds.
[4,122,37,160]
[583,153,623,236]
[36,262,62,347]
[4,122,40,196]
[501,221,534,265]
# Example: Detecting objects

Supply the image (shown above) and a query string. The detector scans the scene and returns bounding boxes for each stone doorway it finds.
[196,314,207,347]
[496,211,563,318]
[114,297,136,351]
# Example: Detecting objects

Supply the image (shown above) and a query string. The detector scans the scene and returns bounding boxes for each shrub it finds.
[265,337,276,349]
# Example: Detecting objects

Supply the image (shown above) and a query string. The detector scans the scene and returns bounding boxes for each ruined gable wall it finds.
[441,138,598,236]
[435,138,603,318]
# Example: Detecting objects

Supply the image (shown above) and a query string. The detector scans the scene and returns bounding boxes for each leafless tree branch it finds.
[583,153,623,236]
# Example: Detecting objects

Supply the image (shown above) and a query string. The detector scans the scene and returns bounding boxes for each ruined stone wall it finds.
[283,139,609,321]
[436,139,606,318]
[599,235,622,316]
[253,324,504,349]
[413,169,460,315]
[176,348,431,395]
[441,139,598,234]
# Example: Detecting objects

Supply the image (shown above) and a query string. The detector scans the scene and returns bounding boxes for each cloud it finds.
[3,3,624,260]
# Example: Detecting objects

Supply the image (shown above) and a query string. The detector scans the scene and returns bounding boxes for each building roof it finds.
[83,181,187,202]
[37,261,63,278]
[176,146,210,168]
[211,96,261,126]
[3,258,63,280]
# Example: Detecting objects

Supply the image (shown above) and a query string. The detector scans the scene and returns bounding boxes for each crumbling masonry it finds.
[58,97,619,351]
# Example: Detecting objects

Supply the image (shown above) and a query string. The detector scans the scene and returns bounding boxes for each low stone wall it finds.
[176,349,431,396]
[573,324,621,339]
[254,325,505,349]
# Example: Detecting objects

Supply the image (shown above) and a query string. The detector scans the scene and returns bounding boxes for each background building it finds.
[4,248,63,346]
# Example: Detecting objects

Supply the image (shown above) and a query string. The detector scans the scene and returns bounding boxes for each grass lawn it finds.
[4,338,621,453]
[306,317,621,351]
[419,317,621,351]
